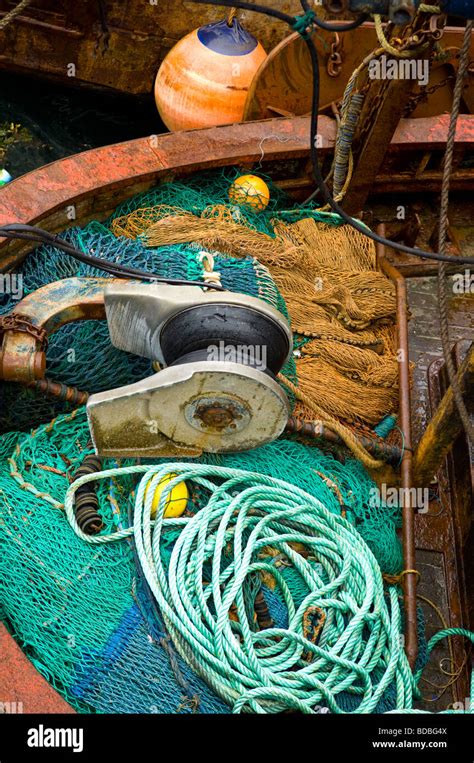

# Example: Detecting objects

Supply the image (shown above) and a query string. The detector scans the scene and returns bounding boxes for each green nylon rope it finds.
[64,462,418,713]
[63,464,473,713]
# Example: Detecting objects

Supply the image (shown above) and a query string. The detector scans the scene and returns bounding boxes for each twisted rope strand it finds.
[64,462,416,713]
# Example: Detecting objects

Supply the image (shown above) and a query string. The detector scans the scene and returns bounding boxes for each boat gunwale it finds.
[1,113,473,274]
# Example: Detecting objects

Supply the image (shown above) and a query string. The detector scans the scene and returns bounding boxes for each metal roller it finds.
[87,284,293,457]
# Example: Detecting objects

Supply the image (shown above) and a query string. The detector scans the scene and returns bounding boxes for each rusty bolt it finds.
[193,403,242,430]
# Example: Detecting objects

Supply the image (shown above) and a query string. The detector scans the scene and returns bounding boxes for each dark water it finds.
[0,70,164,178]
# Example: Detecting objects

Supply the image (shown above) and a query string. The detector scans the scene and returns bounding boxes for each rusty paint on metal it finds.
[0,278,111,382]
[244,24,473,122]
[1,115,472,275]
[0,623,74,713]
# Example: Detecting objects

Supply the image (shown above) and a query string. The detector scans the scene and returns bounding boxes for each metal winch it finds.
[86,283,293,457]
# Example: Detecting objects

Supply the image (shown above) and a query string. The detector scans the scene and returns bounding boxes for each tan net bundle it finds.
[111,205,300,265]
[110,205,399,463]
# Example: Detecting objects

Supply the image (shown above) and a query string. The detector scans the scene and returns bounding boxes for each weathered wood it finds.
[244,24,474,121]
[413,344,474,487]
[0,0,300,95]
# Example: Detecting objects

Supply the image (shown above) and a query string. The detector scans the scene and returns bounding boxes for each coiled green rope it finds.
[64,462,419,713]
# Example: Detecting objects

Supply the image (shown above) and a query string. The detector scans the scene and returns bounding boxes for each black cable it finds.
[312,14,369,31]
[0,224,225,290]
[189,0,474,265]
[301,33,474,264]
[193,0,367,30]
[189,0,294,24]
[297,1,471,264]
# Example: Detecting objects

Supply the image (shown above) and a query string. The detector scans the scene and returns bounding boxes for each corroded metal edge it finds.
[1,114,473,274]
[0,623,74,714]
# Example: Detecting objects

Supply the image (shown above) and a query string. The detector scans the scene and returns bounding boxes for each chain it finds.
[327,33,343,78]
[0,313,48,349]
[353,78,391,153]
[403,72,456,116]
[396,12,445,51]
[352,13,448,146]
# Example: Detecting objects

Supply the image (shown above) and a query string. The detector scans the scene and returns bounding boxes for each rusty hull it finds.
[0,623,74,713]
[0,0,300,95]
[0,113,473,275]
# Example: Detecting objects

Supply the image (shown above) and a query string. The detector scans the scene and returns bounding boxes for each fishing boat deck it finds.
[408,279,473,710]
[0,107,472,712]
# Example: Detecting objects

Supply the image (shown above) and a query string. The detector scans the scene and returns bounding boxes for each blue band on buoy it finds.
[197,18,258,56]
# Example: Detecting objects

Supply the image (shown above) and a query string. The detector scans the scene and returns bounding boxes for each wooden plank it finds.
[413,345,474,487]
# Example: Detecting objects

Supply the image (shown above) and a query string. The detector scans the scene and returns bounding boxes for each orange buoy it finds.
[154,18,267,132]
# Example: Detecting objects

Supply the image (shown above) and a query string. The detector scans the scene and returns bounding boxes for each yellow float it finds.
[229,174,270,211]
[144,473,189,519]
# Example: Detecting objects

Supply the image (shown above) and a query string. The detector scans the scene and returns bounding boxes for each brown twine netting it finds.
[110,204,399,447]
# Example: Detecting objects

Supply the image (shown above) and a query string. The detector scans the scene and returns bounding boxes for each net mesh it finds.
[0,215,295,432]
[0,409,415,714]
[1,168,397,437]
[107,170,398,430]
[0,168,416,713]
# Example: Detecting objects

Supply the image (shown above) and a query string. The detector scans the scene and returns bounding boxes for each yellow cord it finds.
[227,7,237,25]
[416,593,469,704]
[373,14,429,58]
[278,374,385,470]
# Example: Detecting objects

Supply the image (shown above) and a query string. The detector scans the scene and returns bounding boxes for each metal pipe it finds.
[378,224,418,669]
[26,378,89,406]
[285,416,403,465]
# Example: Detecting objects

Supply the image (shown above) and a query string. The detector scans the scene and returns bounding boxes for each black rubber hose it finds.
[189,0,474,265]
[0,224,225,290]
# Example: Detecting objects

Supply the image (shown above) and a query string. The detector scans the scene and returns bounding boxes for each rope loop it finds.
[63,461,418,712]
[383,569,420,586]
[292,10,316,39]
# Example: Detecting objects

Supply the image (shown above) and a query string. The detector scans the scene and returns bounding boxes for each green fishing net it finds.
[0,409,408,713]
[0,167,415,714]
[0,168,345,433]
